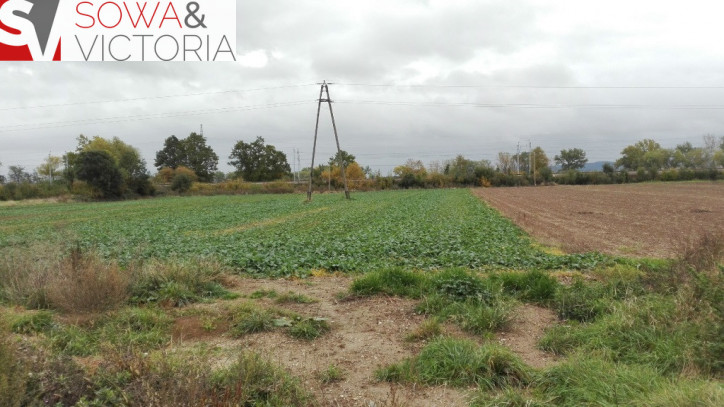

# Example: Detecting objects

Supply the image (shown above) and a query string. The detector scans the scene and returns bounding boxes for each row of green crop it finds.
[0,190,607,276]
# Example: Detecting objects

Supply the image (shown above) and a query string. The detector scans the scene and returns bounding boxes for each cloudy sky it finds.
[2,0,724,175]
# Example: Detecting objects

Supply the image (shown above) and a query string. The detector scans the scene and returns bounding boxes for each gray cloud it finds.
[2,0,724,176]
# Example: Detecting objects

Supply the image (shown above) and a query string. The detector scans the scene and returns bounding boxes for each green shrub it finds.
[170,173,193,193]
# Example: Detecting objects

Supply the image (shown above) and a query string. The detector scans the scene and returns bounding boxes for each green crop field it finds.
[0,190,604,276]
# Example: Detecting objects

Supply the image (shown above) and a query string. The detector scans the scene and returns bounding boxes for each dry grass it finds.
[46,248,130,314]
[0,245,130,314]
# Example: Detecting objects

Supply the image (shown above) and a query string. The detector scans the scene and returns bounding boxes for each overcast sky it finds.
[2,0,724,175]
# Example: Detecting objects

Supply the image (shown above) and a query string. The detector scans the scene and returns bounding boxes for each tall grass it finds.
[0,317,28,407]
[129,259,232,307]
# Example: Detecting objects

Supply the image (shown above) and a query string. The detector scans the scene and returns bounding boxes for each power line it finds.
[335,83,724,90]
[335,100,724,110]
[0,83,317,112]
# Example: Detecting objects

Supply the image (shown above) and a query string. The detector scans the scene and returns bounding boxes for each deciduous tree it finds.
[228,137,291,182]
[37,155,62,182]
[75,151,123,198]
[155,133,219,182]
[555,148,588,171]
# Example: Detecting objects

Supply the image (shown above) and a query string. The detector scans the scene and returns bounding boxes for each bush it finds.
[170,173,193,193]
[47,248,130,314]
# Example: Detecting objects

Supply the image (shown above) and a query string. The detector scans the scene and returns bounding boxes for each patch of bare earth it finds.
[496,305,558,369]
[474,182,724,258]
[175,276,469,407]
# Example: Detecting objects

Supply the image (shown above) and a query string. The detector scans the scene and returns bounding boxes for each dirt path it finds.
[474,183,724,258]
[178,276,469,406]
[496,305,559,369]
[172,276,563,405]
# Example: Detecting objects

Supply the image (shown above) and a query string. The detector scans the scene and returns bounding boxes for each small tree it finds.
[37,155,62,182]
[75,151,123,198]
[555,148,588,171]
[7,166,31,184]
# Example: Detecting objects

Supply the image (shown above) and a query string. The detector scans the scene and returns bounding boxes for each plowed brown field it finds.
[474,182,724,258]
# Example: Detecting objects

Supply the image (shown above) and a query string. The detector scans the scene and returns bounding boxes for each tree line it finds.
[1,134,723,201]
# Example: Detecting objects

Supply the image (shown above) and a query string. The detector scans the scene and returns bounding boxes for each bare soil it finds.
[495,305,558,369]
[172,276,561,406]
[474,182,724,258]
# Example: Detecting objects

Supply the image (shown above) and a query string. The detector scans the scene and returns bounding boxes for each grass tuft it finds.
[288,318,331,341]
[377,338,530,389]
[130,259,231,307]
[275,292,318,305]
[350,268,427,298]
[318,364,345,384]
[405,318,443,342]
[491,270,560,303]
[11,311,54,334]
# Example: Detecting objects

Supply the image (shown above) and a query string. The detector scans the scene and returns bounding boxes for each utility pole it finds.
[516,142,522,174]
[200,124,204,136]
[297,149,302,184]
[307,81,351,201]
[529,140,536,187]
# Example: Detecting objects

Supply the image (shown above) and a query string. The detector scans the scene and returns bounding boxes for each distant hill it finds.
[552,161,614,173]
